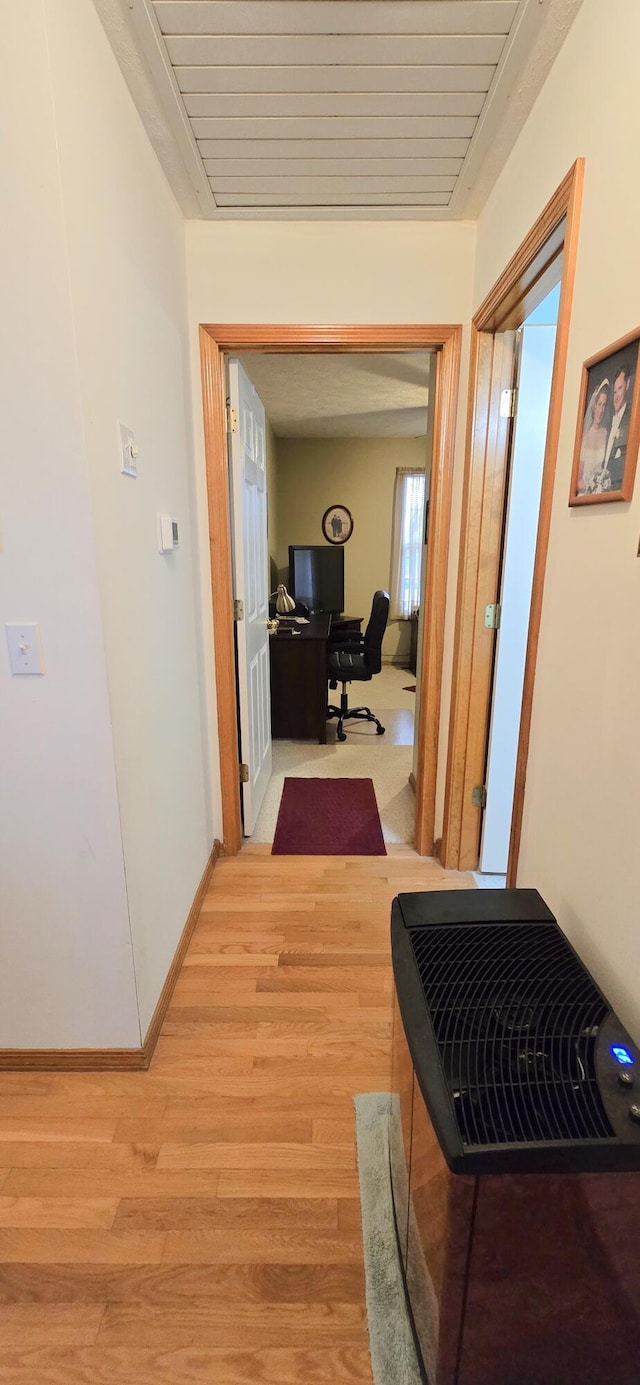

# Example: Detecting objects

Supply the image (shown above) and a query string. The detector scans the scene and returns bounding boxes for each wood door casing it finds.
[441,161,584,877]
[199,326,462,857]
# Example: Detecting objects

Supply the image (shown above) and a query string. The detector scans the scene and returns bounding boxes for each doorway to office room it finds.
[199,324,462,859]
[227,349,435,847]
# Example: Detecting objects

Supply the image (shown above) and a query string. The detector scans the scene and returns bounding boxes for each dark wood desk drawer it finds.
[269,613,331,744]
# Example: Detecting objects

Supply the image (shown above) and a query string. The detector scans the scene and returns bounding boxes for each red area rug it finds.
[272,777,386,856]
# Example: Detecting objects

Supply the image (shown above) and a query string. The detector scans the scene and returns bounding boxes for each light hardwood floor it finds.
[0,845,472,1383]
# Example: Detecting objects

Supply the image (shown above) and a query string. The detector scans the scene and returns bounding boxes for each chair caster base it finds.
[337,731,347,742]
[376,724,385,735]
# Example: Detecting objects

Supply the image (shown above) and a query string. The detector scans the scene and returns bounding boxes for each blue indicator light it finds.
[612,1045,634,1065]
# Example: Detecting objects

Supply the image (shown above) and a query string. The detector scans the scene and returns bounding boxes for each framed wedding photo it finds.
[569,328,640,506]
[321,504,353,544]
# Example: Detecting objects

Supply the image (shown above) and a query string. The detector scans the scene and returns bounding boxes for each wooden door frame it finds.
[441,160,584,881]
[199,324,462,856]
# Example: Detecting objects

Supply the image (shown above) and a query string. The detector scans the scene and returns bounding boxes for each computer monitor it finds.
[288,544,344,614]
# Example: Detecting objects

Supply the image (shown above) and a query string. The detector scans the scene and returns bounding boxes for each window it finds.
[390,469,427,619]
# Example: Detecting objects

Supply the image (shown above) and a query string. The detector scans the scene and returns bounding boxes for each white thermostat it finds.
[158,514,179,553]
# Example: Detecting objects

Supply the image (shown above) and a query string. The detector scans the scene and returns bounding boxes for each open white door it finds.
[227,359,272,836]
[479,306,558,874]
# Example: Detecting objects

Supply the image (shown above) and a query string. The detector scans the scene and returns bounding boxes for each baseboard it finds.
[141,839,222,1065]
[0,840,222,1072]
[0,1047,148,1072]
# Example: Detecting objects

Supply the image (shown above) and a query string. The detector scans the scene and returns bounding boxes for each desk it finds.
[269,614,363,743]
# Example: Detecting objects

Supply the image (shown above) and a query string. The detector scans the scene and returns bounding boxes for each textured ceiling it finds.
[95,0,583,219]
[238,352,432,436]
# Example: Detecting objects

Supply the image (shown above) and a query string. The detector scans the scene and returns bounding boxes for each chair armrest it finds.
[327,631,364,652]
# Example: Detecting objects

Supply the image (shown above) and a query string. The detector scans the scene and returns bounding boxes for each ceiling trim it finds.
[93,0,215,215]
[452,0,583,217]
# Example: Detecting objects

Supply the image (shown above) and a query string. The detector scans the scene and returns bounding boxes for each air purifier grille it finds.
[407,920,614,1147]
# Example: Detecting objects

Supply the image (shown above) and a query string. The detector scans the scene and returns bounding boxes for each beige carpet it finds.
[251,666,416,846]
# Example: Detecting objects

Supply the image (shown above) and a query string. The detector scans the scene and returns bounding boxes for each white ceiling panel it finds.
[174,64,497,94]
[203,159,465,177]
[183,92,486,118]
[156,3,519,37]
[198,139,471,159]
[216,191,451,206]
[164,34,507,66]
[96,0,583,219]
[213,176,457,193]
[191,115,477,139]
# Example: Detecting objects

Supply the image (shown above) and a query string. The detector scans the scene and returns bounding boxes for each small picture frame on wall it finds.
[322,505,354,544]
[569,328,640,505]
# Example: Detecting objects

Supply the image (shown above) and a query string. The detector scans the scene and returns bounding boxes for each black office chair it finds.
[327,590,390,742]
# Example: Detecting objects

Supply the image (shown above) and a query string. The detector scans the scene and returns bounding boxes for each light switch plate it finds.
[5,623,45,675]
[119,423,138,477]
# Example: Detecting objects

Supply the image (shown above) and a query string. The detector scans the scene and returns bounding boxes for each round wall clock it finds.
[322,505,353,545]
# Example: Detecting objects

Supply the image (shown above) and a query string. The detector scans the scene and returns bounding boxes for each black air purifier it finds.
[390,888,640,1385]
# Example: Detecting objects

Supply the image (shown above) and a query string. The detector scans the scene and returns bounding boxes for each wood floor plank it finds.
[181,954,280,968]
[113,1118,312,1145]
[97,1299,366,1348]
[0,1260,364,1303]
[161,1227,364,1265]
[313,1120,355,1146]
[0,1345,373,1383]
[0,1097,167,1119]
[0,1229,166,1263]
[0,846,473,1381]
[0,1120,117,1143]
[337,1200,367,1234]
[168,991,362,1011]
[151,1035,390,1060]
[2,1170,223,1199]
[155,1142,356,1172]
[113,1196,338,1232]
[160,1011,390,1038]
[0,1143,160,1170]
[0,1303,105,1346]
[216,1169,360,1199]
[163,1097,357,1122]
[255,967,392,993]
[277,953,390,968]
[0,1198,119,1229]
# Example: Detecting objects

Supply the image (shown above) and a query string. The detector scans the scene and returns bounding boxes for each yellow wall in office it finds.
[274,435,429,662]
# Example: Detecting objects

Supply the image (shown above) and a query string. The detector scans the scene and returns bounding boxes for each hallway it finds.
[0,846,472,1383]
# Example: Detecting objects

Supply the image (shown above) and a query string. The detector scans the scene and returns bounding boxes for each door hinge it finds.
[472,785,487,809]
[484,602,502,630]
[500,388,517,419]
[239,763,249,784]
[227,404,238,434]
[233,598,244,621]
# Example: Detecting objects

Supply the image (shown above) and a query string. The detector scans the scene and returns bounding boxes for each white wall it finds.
[45,0,211,1036]
[185,220,477,836]
[0,2,139,1047]
[474,0,640,1038]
